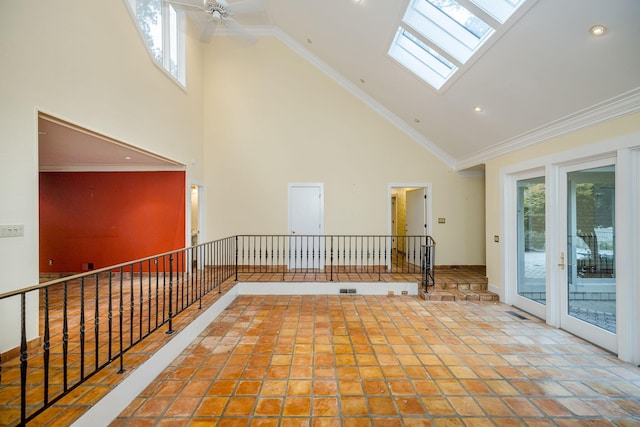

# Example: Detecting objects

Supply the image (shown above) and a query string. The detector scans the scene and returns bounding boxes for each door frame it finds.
[504,168,547,320]
[287,183,325,270]
[287,183,324,236]
[188,181,205,270]
[500,133,640,364]
[387,183,432,237]
[557,156,617,353]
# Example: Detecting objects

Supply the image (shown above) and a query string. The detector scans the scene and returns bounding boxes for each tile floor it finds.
[110,294,640,426]
[2,269,640,426]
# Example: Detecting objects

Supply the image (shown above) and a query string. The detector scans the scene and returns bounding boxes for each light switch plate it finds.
[0,224,24,237]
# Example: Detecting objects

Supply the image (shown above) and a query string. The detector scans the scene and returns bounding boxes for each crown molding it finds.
[239,26,457,169]
[456,87,640,170]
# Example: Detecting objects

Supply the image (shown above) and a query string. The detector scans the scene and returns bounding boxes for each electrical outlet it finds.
[0,224,24,238]
[438,218,446,224]
[401,290,408,295]
[494,235,500,242]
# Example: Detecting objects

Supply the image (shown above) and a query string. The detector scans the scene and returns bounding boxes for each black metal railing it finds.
[235,235,435,288]
[0,237,235,426]
[575,232,615,279]
[0,234,434,426]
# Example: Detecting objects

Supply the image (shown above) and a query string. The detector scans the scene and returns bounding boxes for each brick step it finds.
[432,281,488,291]
[419,288,499,302]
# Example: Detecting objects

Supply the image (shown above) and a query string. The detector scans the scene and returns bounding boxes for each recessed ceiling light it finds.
[474,106,483,113]
[124,156,132,160]
[589,25,606,36]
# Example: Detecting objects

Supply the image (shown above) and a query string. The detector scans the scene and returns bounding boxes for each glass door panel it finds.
[566,166,616,333]
[517,177,546,304]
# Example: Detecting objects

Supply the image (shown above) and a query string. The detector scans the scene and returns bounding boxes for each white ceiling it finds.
[38,116,183,171]
[39,0,640,171]
[244,0,640,169]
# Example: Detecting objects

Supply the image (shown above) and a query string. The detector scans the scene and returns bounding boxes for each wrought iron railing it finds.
[0,234,434,426]
[0,237,236,426]
[235,235,435,288]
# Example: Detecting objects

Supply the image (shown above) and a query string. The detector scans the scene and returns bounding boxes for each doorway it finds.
[389,185,431,240]
[506,159,618,354]
[288,183,324,269]
[559,161,616,352]
[388,184,431,268]
[190,184,201,247]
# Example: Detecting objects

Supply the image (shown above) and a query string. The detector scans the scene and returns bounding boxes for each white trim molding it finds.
[458,87,640,169]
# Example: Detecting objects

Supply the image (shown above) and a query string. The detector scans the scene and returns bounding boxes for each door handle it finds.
[558,252,565,270]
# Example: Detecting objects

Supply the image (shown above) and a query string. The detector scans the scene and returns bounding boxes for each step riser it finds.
[419,290,499,302]
[433,282,488,291]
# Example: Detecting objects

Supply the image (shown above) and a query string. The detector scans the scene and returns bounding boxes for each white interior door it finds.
[406,188,427,235]
[406,188,427,265]
[288,184,324,269]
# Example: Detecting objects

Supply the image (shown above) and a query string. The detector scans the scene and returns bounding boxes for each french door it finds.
[514,175,547,319]
[559,159,616,352]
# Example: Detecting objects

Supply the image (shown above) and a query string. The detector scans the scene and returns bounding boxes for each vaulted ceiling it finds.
[39,0,640,171]
[235,0,640,169]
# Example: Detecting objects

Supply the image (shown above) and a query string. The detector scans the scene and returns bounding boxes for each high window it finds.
[125,0,186,86]
[388,0,527,91]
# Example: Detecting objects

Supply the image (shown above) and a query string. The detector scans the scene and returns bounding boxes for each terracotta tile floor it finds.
[109,291,640,425]
[2,268,640,426]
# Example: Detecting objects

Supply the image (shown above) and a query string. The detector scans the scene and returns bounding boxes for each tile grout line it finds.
[71,286,240,426]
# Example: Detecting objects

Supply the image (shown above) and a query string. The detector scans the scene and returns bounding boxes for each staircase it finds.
[419,266,499,301]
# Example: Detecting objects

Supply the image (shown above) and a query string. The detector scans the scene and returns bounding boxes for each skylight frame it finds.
[403,0,494,65]
[388,28,458,90]
[387,0,531,92]
[469,0,526,24]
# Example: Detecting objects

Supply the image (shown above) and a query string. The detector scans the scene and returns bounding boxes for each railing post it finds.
[43,288,51,405]
[235,235,239,281]
[20,293,27,426]
[118,268,125,374]
[330,236,334,282]
[166,254,175,335]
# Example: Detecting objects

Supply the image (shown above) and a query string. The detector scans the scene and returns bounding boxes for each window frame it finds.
[124,0,187,87]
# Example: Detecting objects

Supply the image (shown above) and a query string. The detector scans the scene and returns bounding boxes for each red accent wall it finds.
[39,171,185,273]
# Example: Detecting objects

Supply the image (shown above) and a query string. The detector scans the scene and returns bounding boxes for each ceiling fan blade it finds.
[164,0,206,9]
[227,0,263,15]
[200,19,218,43]
[222,16,257,44]
[187,10,211,33]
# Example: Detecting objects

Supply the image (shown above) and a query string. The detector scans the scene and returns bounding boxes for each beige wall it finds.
[202,37,486,266]
[484,112,640,293]
[0,0,204,351]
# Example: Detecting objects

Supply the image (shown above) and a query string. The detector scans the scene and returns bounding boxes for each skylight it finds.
[389,0,527,91]
[388,28,458,90]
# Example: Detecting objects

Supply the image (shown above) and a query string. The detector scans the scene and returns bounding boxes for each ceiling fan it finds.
[166,0,263,43]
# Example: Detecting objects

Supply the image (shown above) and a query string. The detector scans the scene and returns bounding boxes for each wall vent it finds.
[339,289,357,294]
